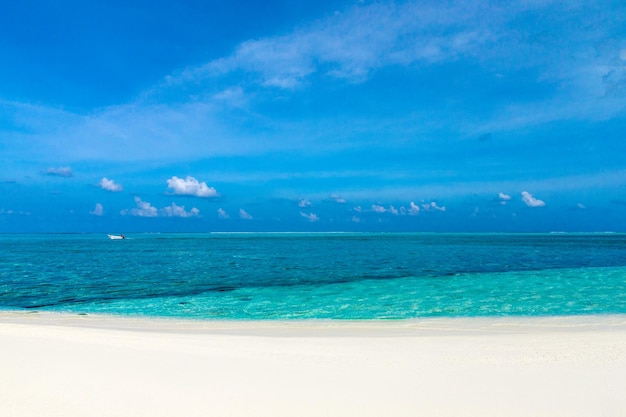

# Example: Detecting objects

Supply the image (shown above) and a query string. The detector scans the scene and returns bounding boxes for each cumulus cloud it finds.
[90,203,104,216]
[432,202,446,212]
[498,192,512,205]
[162,203,200,218]
[121,197,199,218]
[123,197,158,217]
[371,204,387,213]
[166,176,218,197]
[408,201,421,215]
[330,193,346,203]
[239,209,253,220]
[521,191,545,207]
[298,198,312,208]
[99,177,123,192]
[300,212,319,222]
[217,208,230,219]
[371,204,399,215]
[422,202,446,212]
[45,167,73,177]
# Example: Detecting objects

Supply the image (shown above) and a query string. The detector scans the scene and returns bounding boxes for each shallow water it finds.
[1,233,625,319]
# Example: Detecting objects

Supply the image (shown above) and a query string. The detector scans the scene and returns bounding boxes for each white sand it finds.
[1,313,625,417]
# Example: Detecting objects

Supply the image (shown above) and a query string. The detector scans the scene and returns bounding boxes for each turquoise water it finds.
[1,233,625,319]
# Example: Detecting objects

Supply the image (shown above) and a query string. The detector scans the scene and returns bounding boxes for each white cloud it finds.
[5,1,625,171]
[298,198,312,208]
[162,203,200,218]
[166,176,218,197]
[217,208,230,219]
[300,212,319,222]
[239,209,253,220]
[121,197,199,218]
[498,192,512,205]
[90,203,104,216]
[330,193,346,203]
[421,202,446,212]
[521,191,545,207]
[371,204,399,215]
[123,197,159,217]
[185,1,490,89]
[371,204,387,213]
[351,216,361,223]
[431,202,446,212]
[577,203,586,209]
[0,208,30,216]
[99,177,123,192]
[408,201,420,215]
[45,167,73,177]
[353,206,363,213]
[212,86,247,108]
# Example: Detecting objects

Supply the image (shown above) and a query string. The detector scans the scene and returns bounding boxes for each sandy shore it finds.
[1,312,625,417]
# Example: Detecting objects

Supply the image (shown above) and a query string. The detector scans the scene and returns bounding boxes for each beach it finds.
[1,313,625,416]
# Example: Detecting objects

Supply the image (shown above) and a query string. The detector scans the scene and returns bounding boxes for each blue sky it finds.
[1,0,625,232]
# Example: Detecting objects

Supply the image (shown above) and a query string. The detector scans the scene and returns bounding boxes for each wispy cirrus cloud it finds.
[175,1,491,89]
[4,1,624,168]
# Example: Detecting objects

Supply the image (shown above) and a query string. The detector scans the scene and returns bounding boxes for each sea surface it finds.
[1,233,625,319]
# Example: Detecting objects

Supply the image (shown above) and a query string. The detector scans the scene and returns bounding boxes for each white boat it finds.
[108,234,126,240]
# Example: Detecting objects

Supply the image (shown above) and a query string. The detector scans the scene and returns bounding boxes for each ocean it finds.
[1,233,625,319]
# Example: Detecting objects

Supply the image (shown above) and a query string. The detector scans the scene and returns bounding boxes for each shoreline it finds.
[2,310,626,335]
[2,312,625,416]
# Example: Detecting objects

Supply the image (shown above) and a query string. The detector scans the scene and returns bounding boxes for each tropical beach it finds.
[2,233,626,416]
[2,1,626,416]
[1,312,625,417]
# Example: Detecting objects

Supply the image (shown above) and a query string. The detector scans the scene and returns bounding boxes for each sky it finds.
[1,0,625,233]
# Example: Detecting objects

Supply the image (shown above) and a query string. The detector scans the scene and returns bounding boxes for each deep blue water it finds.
[1,233,625,319]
